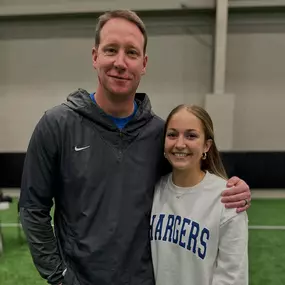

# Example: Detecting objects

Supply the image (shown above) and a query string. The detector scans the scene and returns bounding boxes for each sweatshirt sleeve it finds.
[19,113,65,285]
[212,211,249,285]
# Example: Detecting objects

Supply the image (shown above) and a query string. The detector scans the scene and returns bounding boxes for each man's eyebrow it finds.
[126,44,139,49]
[102,43,118,47]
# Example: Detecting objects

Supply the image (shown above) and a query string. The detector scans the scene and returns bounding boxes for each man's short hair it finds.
[95,10,148,54]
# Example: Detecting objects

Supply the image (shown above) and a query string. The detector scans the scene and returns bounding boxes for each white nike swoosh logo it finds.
[74,145,90,151]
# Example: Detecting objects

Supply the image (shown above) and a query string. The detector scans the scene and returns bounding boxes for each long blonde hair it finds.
[164,104,228,180]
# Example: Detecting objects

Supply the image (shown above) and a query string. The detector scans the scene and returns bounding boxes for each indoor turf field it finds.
[1,198,285,285]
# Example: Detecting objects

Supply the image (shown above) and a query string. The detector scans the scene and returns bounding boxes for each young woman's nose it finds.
[175,135,186,149]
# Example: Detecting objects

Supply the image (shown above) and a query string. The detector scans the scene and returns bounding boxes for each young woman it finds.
[150,105,248,285]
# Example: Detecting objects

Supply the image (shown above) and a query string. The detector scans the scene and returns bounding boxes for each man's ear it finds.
[141,54,148,75]
[92,47,98,69]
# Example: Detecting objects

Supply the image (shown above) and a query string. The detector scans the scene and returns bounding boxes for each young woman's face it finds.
[164,109,211,172]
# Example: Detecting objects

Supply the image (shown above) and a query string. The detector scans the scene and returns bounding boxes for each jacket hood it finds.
[63,88,154,132]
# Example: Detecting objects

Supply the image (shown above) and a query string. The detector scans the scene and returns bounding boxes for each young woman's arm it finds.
[212,212,248,285]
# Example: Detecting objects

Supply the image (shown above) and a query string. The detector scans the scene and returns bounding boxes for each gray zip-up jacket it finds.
[19,89,168,285]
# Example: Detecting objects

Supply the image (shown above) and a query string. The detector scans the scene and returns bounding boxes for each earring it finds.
[164,152,166,158]
[202,152,207,160]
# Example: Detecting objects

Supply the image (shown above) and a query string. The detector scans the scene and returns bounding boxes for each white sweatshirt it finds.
[151,171,248,285]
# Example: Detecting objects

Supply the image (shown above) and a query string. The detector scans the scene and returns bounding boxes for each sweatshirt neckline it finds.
[167,171,210,195]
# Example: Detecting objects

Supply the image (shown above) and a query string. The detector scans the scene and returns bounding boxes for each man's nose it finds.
[113,51,127,70]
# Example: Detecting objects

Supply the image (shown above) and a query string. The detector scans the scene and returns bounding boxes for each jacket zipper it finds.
[118,129,123,161]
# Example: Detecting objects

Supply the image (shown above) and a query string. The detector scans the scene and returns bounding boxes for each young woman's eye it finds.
[167,133,177,138]
[186,134,197,140]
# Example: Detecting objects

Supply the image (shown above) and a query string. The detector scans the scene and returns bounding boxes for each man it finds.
[19,10,250,285]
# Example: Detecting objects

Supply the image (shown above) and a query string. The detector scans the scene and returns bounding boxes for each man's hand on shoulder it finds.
[221,176,251,213]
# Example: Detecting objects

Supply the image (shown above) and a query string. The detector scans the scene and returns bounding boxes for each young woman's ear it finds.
[204,139,213,153]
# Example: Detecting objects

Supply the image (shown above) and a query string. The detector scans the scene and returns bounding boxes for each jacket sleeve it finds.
[212,212,249,285]
[19,113,65,285]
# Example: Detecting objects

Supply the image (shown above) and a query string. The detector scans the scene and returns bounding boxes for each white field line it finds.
[248,225,285,230]
[1,223,23,227]
[1,223,285,230]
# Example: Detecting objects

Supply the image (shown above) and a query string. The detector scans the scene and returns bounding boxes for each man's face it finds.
[92,18,148,99]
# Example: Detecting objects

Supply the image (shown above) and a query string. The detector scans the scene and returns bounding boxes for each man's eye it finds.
[128,50,138,56]
[105,48,116,54]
